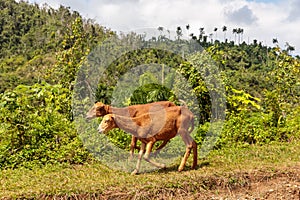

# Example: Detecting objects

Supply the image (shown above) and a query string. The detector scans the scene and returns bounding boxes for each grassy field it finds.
[1,141,300,199]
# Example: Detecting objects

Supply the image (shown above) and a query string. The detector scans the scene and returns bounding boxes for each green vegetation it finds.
[0,83,91,168]
[1,141,300,199]
[0,0,300,198]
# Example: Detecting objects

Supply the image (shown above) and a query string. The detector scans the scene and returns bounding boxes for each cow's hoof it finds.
[131,169,139,175]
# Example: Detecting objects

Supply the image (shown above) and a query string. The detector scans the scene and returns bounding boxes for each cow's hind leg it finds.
[178,133,195,172]
[191,140,197,169]
[152,140,169,157]
[129,136,139,160]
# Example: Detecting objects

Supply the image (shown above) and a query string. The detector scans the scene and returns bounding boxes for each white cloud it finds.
[224,5,258,25]
[29,0,300,55]
[286,0,300,22]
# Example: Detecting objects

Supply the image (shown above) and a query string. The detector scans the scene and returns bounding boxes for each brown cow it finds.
[86,101,176,158]
[98,106,197,175]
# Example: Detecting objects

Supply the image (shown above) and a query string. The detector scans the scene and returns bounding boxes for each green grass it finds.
[1,141,300,199]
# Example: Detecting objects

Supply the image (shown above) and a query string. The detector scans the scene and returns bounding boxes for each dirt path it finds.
[198,165,300,199]
[37,165,300,200]
[101,166,300,199]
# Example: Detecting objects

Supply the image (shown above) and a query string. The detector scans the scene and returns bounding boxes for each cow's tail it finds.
[179,99,187,107]
[189,114,195,134]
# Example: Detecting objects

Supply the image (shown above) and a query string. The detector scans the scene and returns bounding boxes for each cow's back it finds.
[128,101,176,117]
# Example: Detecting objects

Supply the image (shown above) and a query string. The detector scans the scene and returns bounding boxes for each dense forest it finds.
[0,0,299,169]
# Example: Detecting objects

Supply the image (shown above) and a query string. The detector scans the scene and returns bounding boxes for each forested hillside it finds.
[0,0,300,170]
[0,0,113,167]
[0,0,112,92]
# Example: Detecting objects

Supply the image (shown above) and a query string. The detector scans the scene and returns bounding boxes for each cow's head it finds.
[86,102,109,120]
[97,114,116,133]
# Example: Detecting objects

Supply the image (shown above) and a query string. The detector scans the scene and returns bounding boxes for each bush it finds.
[0,83,90,169]
[220,112,278,147]
[279,105,300,142]
[194,109,300,150]
[106,129,132,150]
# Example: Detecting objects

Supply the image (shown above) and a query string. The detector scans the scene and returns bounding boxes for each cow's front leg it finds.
[131,142,146,175]
[144,141,166,169]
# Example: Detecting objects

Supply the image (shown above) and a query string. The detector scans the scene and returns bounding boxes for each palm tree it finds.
[176,26,183,40]
[158,26,164,32]
[241,28,244,42]
[237,28,241,44]
[157,26,164,40]
[186,24,190,37]
[232,28,237,44]
[209,33,213,43]
[253,39,258,45]
[214,27,218,40]
[239,28,244,43]
[272,38,278,45]
[222,26,227,42]
[199,27,205,42]
[203,35,208,43]
[285,42,295,54]
[234,28,244,44]
[189,33,197,40]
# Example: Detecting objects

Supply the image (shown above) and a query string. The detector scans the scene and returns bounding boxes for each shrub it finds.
[194,110,300,150]
[0,83,90,169]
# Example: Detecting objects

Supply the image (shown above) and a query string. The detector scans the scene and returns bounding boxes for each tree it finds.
[265,48,300,126]
[285,42,295,54]
[186,24,190,37]
[54,17,90,89]
[157,26,165,41]
[176,26,183,40]
[209,33,213,43]
[222,26,227,42]
[199,27,205,42]
[158,26,164,32]
[158,26,164,36]
[232,28,237,44]
[237,28,244,44]
[214,27,218,40]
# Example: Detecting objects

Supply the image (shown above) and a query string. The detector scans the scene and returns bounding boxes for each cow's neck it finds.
[114,115,138,135]
[109,106,132,117]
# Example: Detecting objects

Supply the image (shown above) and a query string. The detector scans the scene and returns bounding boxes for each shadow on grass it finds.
[153,159,211,174]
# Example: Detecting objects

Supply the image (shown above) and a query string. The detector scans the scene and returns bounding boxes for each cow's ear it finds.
[96,105,103,111]
[111,114,115,120]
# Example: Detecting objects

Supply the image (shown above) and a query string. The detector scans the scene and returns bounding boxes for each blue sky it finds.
[27,0,300,55]
[247,0,278,2]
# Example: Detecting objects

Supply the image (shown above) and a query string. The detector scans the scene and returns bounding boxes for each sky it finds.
[28,0,300,55]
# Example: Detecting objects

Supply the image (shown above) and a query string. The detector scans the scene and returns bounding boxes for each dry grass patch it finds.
[1,141,300,199]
